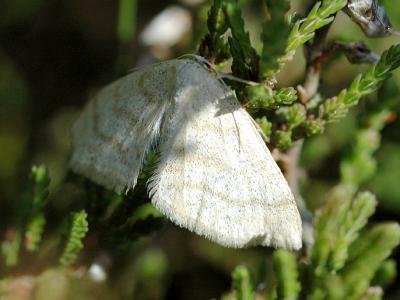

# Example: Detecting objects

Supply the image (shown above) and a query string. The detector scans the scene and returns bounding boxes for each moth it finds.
[345,0,400,37]
[69,58,302,250]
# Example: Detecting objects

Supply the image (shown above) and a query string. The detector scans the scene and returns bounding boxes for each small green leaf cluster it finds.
[259,0,347,79]
[320,45,400,124]
[1,165,50,266]
[275,45,400,150]
[274,104,307,149]
[246,86,297,110]
[200,0,400,151]
[282,0,347,69]
[0,166,91,270]
[59,210,89,268]
[340,110,394,186]
[273,249,301,300]
[199,0,230,64]
[259,0,292,78]
[307,186,400,300]
[25,165,50,251]
[222,265,255,300]
[2,1,400,298]
[225,186,400,300]
[0,163,166,296]
[225,100,400,299]
[224,0,260,80]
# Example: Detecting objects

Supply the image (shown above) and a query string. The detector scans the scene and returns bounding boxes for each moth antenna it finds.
[250,118,270,144]
[180,53,260,88]
[128,60,170,74]
[178,54,214,68]
[389,28,400,36]
[231,111,242,153]
[216,73,258,86]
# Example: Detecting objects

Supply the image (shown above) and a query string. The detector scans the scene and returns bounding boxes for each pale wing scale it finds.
[149,60,302,249]
[69,60,178,193]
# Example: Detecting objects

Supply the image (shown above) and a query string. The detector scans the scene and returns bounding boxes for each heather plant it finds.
[1,0,400,299]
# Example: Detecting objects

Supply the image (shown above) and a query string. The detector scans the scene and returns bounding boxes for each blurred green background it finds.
[0,0,399,299]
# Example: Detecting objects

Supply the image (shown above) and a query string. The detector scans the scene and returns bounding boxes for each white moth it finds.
[69,58,302,250]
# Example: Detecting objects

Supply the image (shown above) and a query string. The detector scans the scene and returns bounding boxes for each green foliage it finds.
[278,104,307,130]
[1,165,50,265]
[256,116,273,140]
[117,0,137,44]
[303,118,325,136]
[201,1,400,151]
[25,216,45,251]
[277,103,400,298]
[247,85,298,110]
[342,223,400,300]
[25,165,50,251]
[275,44,400,150]
[273,250,301,300]
[340,111,392,186]
[278,0,347,74]
[226,186,399,300]
[200,0,230,63]
[1,1,400,299]
[1,231,21,267]
[321,45,400,123]
[231,265,255,300]
[259,0,292,79]
[275,129,293,150]
[223,0,259,80]
[339,64,399,188]
[311,188,377,274]
[59,211,89,268]
[226,72,400,298]
[372,259,397,288]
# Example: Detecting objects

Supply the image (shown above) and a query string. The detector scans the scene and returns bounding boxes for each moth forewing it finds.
[69,60,178,193]
[148,60,302,249]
